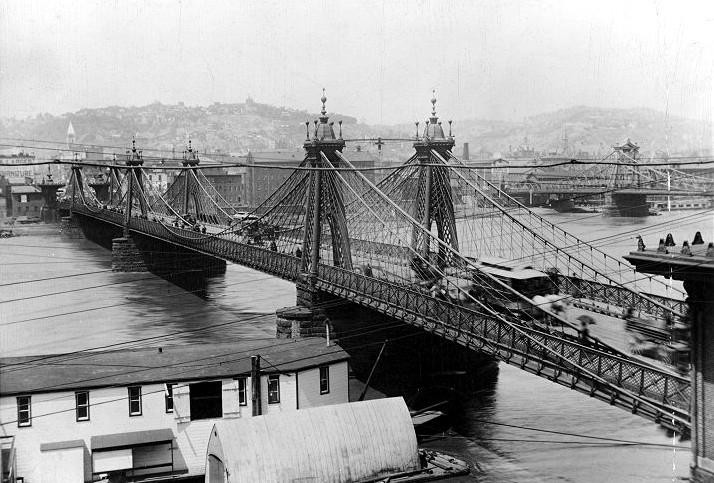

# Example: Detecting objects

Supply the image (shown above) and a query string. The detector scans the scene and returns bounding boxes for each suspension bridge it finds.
[59,93,692,432]
[501,139,714,216]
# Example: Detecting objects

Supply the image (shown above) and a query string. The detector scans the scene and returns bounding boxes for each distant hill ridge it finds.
[0,102,710,158]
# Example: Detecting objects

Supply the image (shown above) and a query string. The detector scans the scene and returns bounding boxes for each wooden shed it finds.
[205,397,420,483]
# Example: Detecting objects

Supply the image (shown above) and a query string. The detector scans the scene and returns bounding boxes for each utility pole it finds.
[251,355,262,416]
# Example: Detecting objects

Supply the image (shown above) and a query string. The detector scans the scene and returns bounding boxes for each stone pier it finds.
[625,233,714,482]
[275,306,331,339]
[276,278,335,340]
[111,236,148,272]
[606,193,649,217]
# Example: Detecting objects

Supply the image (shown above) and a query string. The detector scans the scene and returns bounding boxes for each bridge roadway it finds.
[71,205,691,430]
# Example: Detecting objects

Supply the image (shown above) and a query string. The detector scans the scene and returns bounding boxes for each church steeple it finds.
[66,121,76,148]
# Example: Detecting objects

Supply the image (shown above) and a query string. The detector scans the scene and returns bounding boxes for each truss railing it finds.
[315,265,690,430]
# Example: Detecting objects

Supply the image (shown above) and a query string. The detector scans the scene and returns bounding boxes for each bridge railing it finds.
[553,274,686,319]
[316,265,690,425]
[72,206,302,282]
[71,206,690,428]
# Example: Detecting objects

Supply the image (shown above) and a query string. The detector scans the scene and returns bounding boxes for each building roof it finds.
[91,429,174,451]
[0,338,349,395]
[40,440,85,452]
[207,397,419,482]
[10,185,41,194]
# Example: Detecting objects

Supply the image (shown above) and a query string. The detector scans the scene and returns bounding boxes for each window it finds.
[267,375,280,404]
[237,378,247,406]
[189,381,222,420]
[128,386,142,416]
[165,383,176,413]
[319,366,330,394]
[75,391,90,421]
[16,396,31,427]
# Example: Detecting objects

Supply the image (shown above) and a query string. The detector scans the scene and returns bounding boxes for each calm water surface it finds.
[2,208,711,481]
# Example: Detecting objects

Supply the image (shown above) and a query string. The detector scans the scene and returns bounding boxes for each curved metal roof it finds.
[207,397,419,483]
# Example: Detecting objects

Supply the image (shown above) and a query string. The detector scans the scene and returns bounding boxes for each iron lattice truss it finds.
[63,151,693,431]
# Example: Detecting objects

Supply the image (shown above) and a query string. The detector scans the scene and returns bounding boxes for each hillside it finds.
[0,102,710,160]
[0,98,405,157]
[453,106,711,159]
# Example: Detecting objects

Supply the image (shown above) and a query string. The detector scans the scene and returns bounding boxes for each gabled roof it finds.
[0,338,349,395]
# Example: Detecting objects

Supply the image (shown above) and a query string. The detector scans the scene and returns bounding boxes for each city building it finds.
[0,152,37,179]
[202,169,245,211]
[0,177,44,220]
[0,338,349,482]
[244,148,377,208]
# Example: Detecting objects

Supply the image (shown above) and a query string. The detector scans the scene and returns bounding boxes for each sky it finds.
[0,0,712,125]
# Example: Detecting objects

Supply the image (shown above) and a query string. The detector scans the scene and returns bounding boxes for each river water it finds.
[2,208,712,481]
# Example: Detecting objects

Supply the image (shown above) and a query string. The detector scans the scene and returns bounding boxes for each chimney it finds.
[462,142,470,161]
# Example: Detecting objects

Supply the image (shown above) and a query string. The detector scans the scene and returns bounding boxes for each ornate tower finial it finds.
[448,120,453,137]
[338,120,343,139]
[415,121,419,138]
[305,121,310,140]
[431,89,437,116]
[321,88,327,116]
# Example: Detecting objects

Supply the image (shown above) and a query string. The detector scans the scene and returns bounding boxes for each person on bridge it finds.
[578,318,591,344]
[681,241,692,256]
[636,235,646,252]
[657,238,668,253]
[201,225,207,234]
[269,240,277,251]
[295,247,302,259]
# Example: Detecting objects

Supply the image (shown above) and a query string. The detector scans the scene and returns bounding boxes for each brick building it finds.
[244,148,377,209]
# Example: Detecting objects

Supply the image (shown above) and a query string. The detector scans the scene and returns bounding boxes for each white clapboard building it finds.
[0,338,349,482]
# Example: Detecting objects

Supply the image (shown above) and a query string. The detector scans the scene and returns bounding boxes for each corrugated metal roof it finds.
[0,338,349,395]
[207,397,419,483]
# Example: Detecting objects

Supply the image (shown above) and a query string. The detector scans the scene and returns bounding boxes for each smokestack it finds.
[462,142,470,161]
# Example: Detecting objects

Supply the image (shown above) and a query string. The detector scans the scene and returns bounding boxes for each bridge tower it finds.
[298,91,352,300]
[279,92,351,340]
[410,92,459,268]
[607,138,649,216]
[626,236,714,482]
[181,139,200,216]
[111,139,149,272]
[122,138,147,236]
